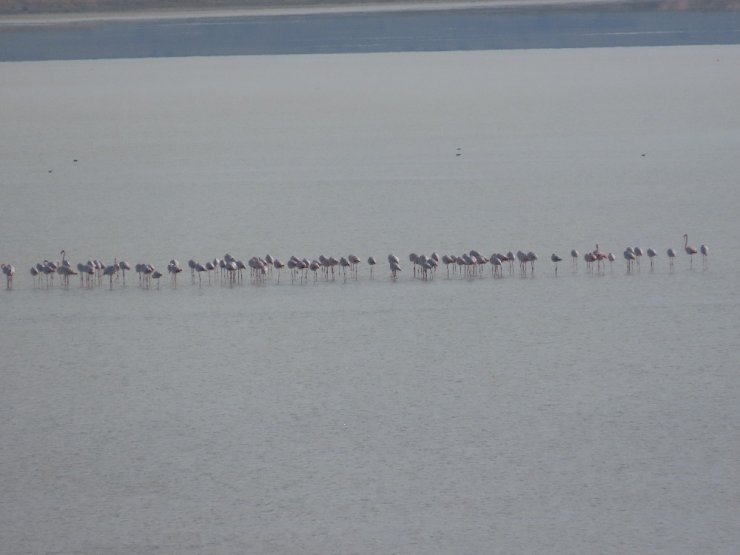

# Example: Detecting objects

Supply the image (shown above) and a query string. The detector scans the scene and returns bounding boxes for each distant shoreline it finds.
[2,0,739,22]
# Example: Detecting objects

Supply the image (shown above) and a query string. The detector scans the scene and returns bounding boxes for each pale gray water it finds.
[2,47,740,554]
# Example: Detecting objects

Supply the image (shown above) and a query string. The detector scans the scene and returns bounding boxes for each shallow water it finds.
[2,47,740,554]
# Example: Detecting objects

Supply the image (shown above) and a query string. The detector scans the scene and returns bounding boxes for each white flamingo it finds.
[700,244,708,268]
[607,252,616,271]
[623,248,636,273]
[389,259,401,280]
[118,260,131,284]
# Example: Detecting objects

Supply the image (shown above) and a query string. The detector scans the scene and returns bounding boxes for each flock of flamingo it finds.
[2,234,708,290]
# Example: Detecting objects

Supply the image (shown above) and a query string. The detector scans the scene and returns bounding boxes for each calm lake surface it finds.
[2,27,740,555]
[2,5,740,60]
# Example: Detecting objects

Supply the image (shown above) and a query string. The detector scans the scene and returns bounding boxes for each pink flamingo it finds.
[684,234,698,267]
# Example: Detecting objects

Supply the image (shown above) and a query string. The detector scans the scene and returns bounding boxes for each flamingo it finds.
[633,246,643,269]
[142,264,154,288]
[91,260,103,285]
[77,262,93,286]
[328,256,339,280]
[273,258,285,283]
[135,263,144,285]
[571,249,579,271]
[309,260,321,281]
[469,250,483,278]
[295,258,308,284]
[700,244,708,268]
[593,244,607,274]
[263,254,274,276]
[423,258,436,280]
[251,257,267,283]
[389,259,401,280]
[205,261,215,284]
[505,251,515,275]
[348,254,360,279]
[58,250,73,281]
[646,248,657,270]
[339,256,351,281]
[151,270,163,288]
[667,248,677,269]
[550,253,562,275]
[490,255,502,278]
[607,252,616,271]
[367,256,376,279]
[584,252,595,273]
[425,253,438,278]
[417,254,429,280]
[623,248,636,273]
[168,259,183,286]
[235,259,247,282]
[495,254,509,277]
[2,264,15,289]
[194,262,206,286]
[102,264,117,289]
[409,253,419,277]
[441,255,453,278]
[41,262,56,287]
[516,251,527,276]
[58,264,78,287]
[286,258,298,284]
[684,234,698,267]
[30,266,40,286]
[118,260,131,284]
